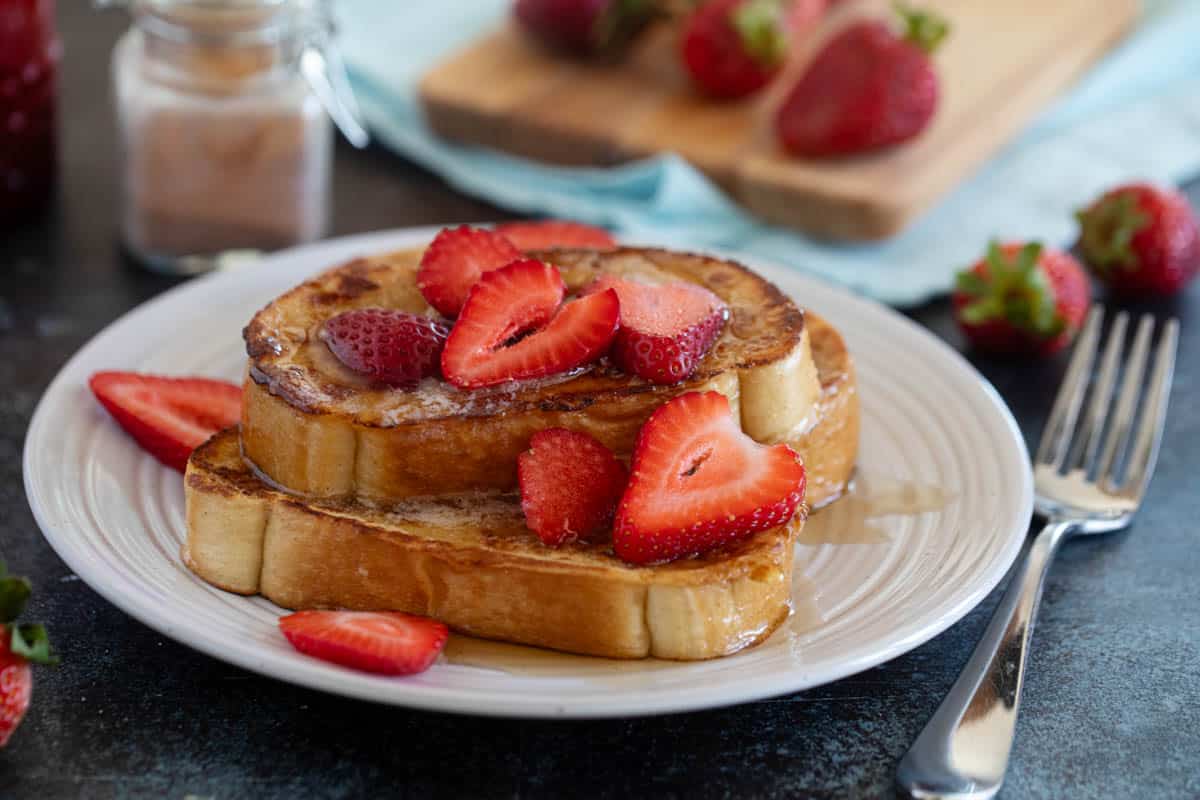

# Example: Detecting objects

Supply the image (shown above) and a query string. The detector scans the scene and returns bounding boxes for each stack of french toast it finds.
[183,226,859,661]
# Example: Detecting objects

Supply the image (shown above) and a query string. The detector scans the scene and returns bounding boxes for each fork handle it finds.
[896,519,1074,799]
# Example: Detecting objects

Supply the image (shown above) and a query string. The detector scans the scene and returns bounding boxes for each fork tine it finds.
[1035,306,1103,467]
[1067,311,1127,473]
[1118,318,1178,496]
[1096,314,1155,485]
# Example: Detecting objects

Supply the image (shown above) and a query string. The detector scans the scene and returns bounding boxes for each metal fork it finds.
[896,307,1179,800]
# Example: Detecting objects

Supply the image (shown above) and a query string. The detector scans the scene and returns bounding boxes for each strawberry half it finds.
[586,274,728,384]
[417,225,522,317]
[952,241,1090,357]
[279,610,448,676]
[89,372,242,472]
[441,259,620,389]
[1076,182,1200,296]
[776,4,947,157]
[493,220,617,252]
[321,308,449,388]
[613,391,806,565]
[518,428,629,546]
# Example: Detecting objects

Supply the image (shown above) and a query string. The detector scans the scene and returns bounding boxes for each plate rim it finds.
[23,226,1033,718]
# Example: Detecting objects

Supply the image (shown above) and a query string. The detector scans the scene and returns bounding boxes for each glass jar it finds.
[111,0,363,274]
[0,0,60,226]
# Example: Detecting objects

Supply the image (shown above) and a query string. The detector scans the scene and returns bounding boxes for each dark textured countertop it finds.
[1,7,1198,799]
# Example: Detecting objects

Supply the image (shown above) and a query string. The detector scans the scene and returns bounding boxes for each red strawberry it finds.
[441,259,619,389]
[681,0,790,99]
[0,563,57,749]
[514,0,658,57]
[493,220,617,251]
[518,428,629,546]
[321,309,449,388]
[784,0,828,36]
[1076,183,1200,296]
[89,372,242,472]
[952,242,1090,357]
[613,391,806,565]
[586,274,727,384]
[417,225,522,317]
[0,634,31,749]
[776,4,947,157]
[279,610,448,676]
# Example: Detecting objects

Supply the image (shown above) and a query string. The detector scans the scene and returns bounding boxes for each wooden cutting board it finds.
[419,0,1137,241]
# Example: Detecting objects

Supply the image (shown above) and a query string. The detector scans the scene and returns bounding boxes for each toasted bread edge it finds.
[183,314,858,660]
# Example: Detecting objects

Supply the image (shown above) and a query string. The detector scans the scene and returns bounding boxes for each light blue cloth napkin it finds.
[338,0,1200,307]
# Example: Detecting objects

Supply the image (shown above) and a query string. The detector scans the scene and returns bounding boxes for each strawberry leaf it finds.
[954,271,990,297]
[0,568,31,625]
[894,2,950,54]
[962,241,1065,337]
[732,0,788,67]
[1077,191,1149,275]
[11,623,58,665]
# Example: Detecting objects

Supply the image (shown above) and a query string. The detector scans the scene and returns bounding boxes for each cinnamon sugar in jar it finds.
[111,0,365,274]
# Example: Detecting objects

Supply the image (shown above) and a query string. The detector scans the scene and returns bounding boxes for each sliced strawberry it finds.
[586,274,728,384]
[613,391,806,565]
[89,372,242,472]
[279,610,448,676]
[417,225,522,317]
[494,220,617,252]
[321,308,449,388]
[518,428,629,546]
[441,259,620,389]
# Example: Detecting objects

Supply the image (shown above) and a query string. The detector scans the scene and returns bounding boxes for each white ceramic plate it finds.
[25,227,1032,718]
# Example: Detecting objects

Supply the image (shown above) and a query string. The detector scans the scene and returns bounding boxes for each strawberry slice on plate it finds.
[613,391,806,565]
[518,427,629,546]
[279,610,448,676]
[441,259,620,389]
[89,372,242,472]
[417,225,522,317]
[493,220,617,252]
[586,274,728,384]
[321,308,449,388]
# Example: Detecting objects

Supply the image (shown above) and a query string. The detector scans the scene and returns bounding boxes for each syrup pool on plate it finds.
[439,475,953,675]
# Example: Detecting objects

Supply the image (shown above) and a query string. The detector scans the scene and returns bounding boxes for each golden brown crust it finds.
[183,314,858,659]
[242,246,805,421]
[240,245,821,501]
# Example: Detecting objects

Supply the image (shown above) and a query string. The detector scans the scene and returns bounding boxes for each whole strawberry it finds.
[0,563,57,749]
[514,0,659,58]
[776,3,947,157]
[953,242,1090,357]
[1076,183,1200,296]
[681,0,795,99]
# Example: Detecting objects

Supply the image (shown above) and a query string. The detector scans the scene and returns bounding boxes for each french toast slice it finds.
[242,247,825,504]
[184,313,857,660]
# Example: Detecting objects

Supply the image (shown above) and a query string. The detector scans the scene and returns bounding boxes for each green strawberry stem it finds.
[0,561,58,665]
[894,2,949,53]
[956,241,1065,338]
[1076,192,1149,275]
[732,0,788,67]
